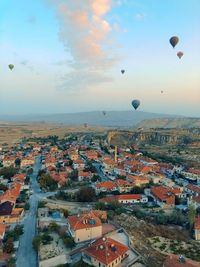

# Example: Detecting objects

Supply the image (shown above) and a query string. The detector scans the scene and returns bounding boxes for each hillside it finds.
[0,111,179,128]
[136,117,200,129]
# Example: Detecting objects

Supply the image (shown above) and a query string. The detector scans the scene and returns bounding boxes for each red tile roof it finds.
[187,184,200,194]
[0,224,6,237]
[96,181,116,190]
[151,186,175,204]
[83,237,129,265]
[188,169,200,175]
[68,211,102,231]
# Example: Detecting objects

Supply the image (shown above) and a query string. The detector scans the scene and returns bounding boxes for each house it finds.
[113,166,126,177]
[73,159,85,170]
[127,175,149,186]
[92,210,107,221]
[102,159,116,173]
[150,186,176,208]
[33,145,41,152]
[185,184,200,196]
[163,254,200,267]
[2,156,16,167]
[12,173,26,185]
[21,156,35,168]
[140,158,158,166]
[114,179,134,193]
[0,183,21,205]
[50,146,59,153]
[50,171,68,187]
[68,150,79,160]
[149,172,165,184]
[181,169,200,184]
[95,181,117,194]
[45,157,56,168]
[100,194,148,205]
[84,150,99,161]
[82,237,129,267]
[67,211,103,243]
[78,171,93,182]
[0,224,6,240]
[194,216,200,241]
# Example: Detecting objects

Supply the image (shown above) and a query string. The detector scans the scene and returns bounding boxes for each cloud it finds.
[20,59,35,72]
[48,0,118,90]
[134,13,146,21]
[60,69,114,92]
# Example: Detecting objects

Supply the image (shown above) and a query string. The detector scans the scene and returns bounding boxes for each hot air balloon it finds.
[8,64,14,70]
[177,51,184,59]
[161,90,164,94]
[131,99,140,110]
[84,123,88,128]
[169,36,179,48]
[102,111,106,116]
[121,69,125,74]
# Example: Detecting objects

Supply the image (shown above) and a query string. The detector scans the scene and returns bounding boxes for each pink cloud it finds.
[50,0,117,90]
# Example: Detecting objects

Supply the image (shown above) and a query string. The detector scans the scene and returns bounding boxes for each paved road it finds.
[93,162,109,182]
[16,156,42,267]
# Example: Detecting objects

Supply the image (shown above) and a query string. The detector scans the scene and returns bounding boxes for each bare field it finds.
[0,123,108,146]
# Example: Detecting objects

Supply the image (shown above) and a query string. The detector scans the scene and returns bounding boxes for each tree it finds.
[69,170,78,181]
[24,202,30,210]
[62,209,69,218]
[0,167,17,179]
[131,186,144,194]
[14,225,24,237]
[24,175,30,185]
[41,233,53,245]
[38,174,57,191]
[15,158,21,167]
[3,238,14,254]
[49,222,60,233]
[38,201,46,208]
[5,225,24,242]
[95,202,106,210]
[91,175,100,183]
[84,161,96,173]
[188,205,196,228]
[7,258,16,267]
[27,168,33,175]
[76,187,96,202]
[0,183,8,192]
[32,236,41,251]
[62,237,75,249]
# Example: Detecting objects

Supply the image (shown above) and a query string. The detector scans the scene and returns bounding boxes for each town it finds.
[0,130,199,267]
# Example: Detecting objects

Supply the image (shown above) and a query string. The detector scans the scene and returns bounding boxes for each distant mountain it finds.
[136,117,200,129]
[0,111,182,128]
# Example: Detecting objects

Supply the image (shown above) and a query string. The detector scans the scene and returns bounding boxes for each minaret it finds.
[114,146,118,163]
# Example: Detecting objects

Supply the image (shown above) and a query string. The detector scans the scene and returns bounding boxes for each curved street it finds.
[16,156,42,267]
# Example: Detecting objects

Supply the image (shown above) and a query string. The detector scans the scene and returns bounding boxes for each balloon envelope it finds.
[8,64,14,70]
[177,51,184,59]
[121,69,125,74]
[132,99,140,110]
[169,36,179,48]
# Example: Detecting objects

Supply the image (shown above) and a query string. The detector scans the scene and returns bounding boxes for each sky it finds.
[0,0,199,117]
